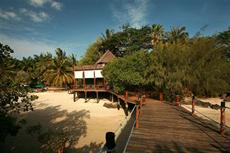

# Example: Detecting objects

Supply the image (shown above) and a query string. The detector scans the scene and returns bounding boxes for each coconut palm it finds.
[35,53,53,82]
[44,48,73,87]
[151,24,164,47]
[167,26,189,44]
[101,29,114,42]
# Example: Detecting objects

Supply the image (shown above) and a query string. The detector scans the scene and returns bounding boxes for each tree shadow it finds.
[67,142,103,153]
[2,105,90,153]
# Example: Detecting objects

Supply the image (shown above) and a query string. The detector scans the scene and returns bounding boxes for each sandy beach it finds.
[5,91,126,153]
[182,97,230,127]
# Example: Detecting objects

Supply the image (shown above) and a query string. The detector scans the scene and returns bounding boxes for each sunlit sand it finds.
[182,98,230,127]
[5,91,126,153]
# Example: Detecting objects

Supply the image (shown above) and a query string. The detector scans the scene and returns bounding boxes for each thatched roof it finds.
[74,51,115,71]
[96,50,115,64]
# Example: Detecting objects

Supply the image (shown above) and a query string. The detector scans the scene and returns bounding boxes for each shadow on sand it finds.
[1,104,103,153]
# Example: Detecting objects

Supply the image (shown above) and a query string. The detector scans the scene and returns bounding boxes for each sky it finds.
[0,0,230,59]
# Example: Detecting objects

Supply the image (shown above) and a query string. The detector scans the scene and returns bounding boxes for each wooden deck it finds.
[70,88,139,104]
[126,99,230,153]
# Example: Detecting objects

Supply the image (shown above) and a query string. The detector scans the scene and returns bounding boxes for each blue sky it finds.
[0,0,230,59]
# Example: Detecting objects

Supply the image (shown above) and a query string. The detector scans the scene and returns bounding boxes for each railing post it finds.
[125,91,128,103]
[160,92,163,102]
[220,101,226,135]
[135,106,139,128]
[192,96,195,115]
[176,95,180,106]
[140,97,143,111]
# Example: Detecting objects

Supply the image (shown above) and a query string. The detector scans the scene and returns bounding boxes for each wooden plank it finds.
[126,99,230,153]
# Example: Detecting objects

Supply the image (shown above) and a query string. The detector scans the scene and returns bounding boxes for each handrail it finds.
[182,103,230,129]
[98,105,137,153]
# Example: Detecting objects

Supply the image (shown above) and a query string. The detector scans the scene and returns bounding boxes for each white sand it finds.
[5,91,126,153]
[182,97,230,127]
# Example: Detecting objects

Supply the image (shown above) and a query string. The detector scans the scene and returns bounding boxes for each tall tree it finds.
[167,26,189,44]
[0,43,37,143]
[217,27,230,60]
[44,48,73,87]
[151,24,165,48]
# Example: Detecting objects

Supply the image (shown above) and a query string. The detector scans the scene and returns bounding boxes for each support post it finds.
[192,96,195,115]
[220,101,226,135]
[112,94,114,103]
[125,91,128,103]
[85,91,87,102]
[139,97,143,115]
[136,106,139,128]
[160,92,163,102]
[96,92,99,103]
[140,97,143,110]
[176,95,180,106]
[73,92,76,102]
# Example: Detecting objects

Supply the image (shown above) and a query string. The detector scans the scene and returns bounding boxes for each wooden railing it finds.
[177,97,230,136]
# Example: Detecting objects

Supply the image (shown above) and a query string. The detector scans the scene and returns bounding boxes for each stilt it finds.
[96,91,99,103]
[85,91,87,102]
[73,92,76,102]
[117,98,121,110]
[112,94,114,103]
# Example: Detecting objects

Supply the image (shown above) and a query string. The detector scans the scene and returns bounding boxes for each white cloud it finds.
[29,0,48,7]
[51,1,62,10]
[20,8,49,23]
[29,0,63,10]
[0,10,21,21]
[111,0,149,28]
[0,34,56,59]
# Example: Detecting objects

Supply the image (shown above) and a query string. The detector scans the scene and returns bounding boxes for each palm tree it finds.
[151,24,164,48]
[69,53,78,88]
[101,29,114,42]
[35,53,53,82]
[167,26,189,44]
[44,48,73,87]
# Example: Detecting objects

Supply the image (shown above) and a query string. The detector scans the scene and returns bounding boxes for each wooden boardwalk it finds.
[126,99,230,153]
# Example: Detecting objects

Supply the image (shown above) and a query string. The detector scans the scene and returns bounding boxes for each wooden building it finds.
[72,50,139,106]
[73,50,115,91]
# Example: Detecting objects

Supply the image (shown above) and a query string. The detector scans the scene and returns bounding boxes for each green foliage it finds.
[217,27,230,59]
[102,50,151,92]
[0,43,38,142]
[103,34,230,98]
[44,48,73,87]
[100,25,152,56]
[186,38,230,96]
